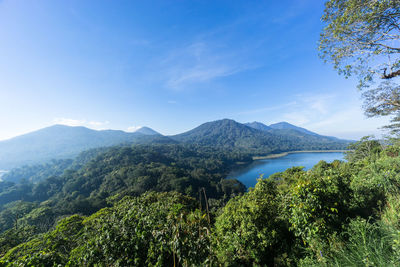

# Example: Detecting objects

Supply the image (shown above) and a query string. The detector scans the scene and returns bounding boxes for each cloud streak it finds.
[236,92,389,139]
[126,125,142,132]
[238,101,298,115]
[161,42,254,90]
[53,118,109,129]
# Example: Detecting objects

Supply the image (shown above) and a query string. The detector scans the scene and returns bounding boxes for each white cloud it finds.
[304,106,390,139]
[53,118,109,129]
[275,94,334,124]
[238,101,297,115]
[247,93,391,140]
[126,125,142,132]
[53,118,86,127]
[89,120,110,127]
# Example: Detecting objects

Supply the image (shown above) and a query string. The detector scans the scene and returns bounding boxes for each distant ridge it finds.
[171,119,277,149]
[134,126,161,136]
[172,119,351,153]
[0,125,173,169]
[0,120,351,169]
[244,122,272,131]
[269,122,318,136]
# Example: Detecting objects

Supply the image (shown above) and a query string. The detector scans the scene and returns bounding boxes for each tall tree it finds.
[319,0,400,133]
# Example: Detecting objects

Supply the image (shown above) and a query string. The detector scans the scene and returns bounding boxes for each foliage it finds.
[345,135,382,162]
[70,192,210,266]
[285,160,354,255]
[1,192,211,266]
[2,159,73,184]
[2,139,400,265]
[0,144,247,252]
[301,219,400,267]
[320,0,400,132]
[213,179,291,266]
[172,119,350,154]
[320,0,400,86]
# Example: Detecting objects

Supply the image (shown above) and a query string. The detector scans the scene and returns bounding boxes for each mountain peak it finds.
[245,121,272,131]
[134,127,160,136]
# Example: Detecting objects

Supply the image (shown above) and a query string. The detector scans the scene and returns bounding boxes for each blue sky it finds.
[0,0,390,140]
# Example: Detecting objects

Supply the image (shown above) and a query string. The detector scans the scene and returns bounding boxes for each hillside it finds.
[269,121,319,135]
[134,126,161,135]
[0,120,351,170]
[244,121,272,131]
[1,139,399,266]
[0,125,173,169]
[0,144,248,231]
[171,119,279,150]
[172,119,351,153]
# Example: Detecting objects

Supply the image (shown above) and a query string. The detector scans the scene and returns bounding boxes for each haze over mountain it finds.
[0,119,351,170]
[0,125,172,169]
[244,122,272,131]
[269,122,319,136]
[134,127,161,136]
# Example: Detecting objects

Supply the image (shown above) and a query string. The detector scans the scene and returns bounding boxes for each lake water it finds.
[228,152,345,189]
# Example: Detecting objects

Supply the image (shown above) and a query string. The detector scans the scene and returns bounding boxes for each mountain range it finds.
[0,119,351,169]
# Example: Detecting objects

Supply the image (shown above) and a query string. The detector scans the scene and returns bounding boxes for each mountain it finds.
[171,119,278,150]
[0,120,351,169]
[0,125,174,169]
[244,122,272,131]
[269,122,318,136]
[172,119,351,153]
[134,126,161,136]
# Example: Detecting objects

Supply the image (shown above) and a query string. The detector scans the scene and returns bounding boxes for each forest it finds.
[1,0,400,266]
[0,137,399,266]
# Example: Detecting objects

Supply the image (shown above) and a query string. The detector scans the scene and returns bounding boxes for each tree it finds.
[319,0,400,132]
[362,81,400,133]
[344,135,382,162]
[213,179,291,266]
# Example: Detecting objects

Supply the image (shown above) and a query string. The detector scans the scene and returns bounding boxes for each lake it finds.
[228,152,345,189]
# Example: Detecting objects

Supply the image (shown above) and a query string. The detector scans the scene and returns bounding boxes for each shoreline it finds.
[253,150,349,160]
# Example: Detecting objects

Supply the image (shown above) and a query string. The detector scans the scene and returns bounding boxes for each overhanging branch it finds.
[382,68,400,79]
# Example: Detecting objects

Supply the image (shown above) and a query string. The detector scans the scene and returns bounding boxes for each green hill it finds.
[0,125,174,169]
[0,120,351,170]
[172,119,351,153]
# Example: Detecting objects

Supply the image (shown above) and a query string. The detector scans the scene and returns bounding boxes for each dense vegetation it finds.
[1,137,400,265]
[172,119,350,154]
[1,0,398,265]
[0,125,176,170]
[0,144,248,254]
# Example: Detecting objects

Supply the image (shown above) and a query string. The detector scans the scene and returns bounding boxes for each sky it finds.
[0,0,391,141]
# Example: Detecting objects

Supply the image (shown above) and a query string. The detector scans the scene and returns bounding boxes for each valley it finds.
[1,0,398,264]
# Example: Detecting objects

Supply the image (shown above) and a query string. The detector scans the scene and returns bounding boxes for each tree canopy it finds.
[320,0,400,133]
[3,139,400,265]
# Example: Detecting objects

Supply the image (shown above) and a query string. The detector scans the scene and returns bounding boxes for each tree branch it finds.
[382,68,400,79]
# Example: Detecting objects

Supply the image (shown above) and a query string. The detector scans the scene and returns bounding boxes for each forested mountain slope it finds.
[1,138,399,266]
[172,119,351,153]
[0,144,247,238]
[0,125,173,169]
[0,119,350,170]
[244,121,272,131]
[134,126,161,135]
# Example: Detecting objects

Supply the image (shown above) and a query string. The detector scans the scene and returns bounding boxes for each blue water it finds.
[228,152,345,189]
